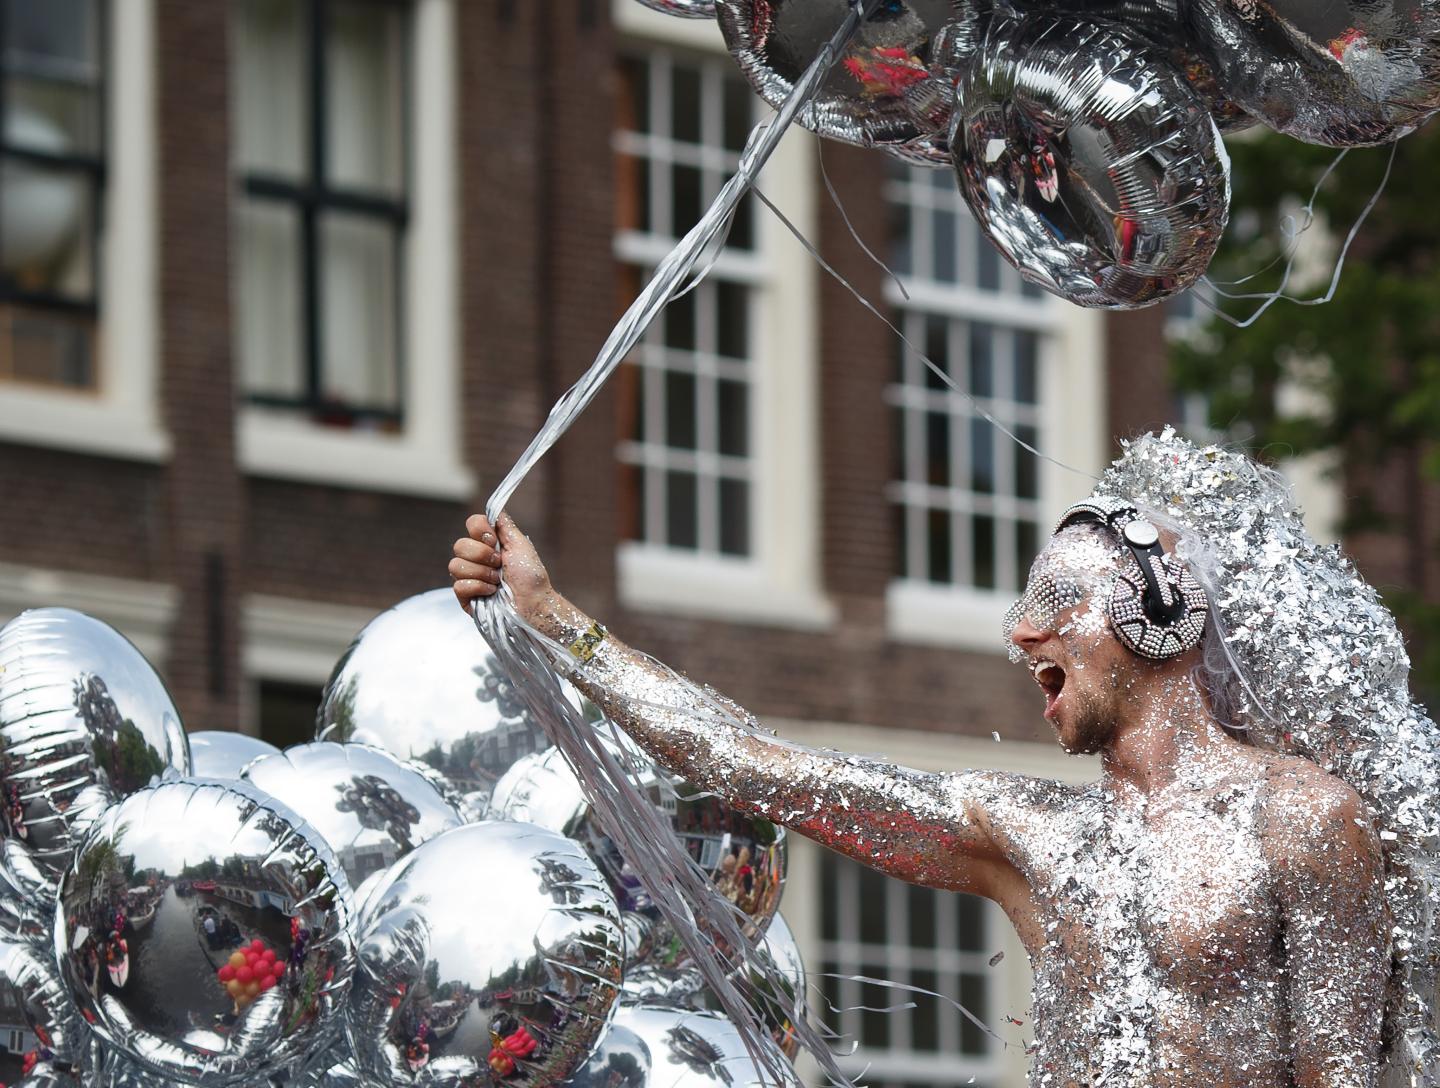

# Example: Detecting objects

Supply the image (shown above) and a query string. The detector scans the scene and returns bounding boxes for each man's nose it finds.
[1009,614,1050,651]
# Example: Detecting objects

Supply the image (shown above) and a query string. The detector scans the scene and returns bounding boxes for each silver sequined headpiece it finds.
[1098,427,1440,1083]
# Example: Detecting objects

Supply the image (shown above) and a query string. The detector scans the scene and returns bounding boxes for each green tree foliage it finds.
[1171,124,1440,690]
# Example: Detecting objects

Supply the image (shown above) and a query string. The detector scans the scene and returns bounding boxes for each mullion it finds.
[300,0,328,413]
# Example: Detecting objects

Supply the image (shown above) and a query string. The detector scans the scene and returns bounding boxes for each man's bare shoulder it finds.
[1233,747,1376,864]
[945,767,1094,817]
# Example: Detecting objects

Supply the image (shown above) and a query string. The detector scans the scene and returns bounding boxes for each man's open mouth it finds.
[1031,659,1067,719]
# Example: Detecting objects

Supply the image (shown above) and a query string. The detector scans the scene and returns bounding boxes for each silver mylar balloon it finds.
[951,15,1231,308]
[0,609,191,887]
[565,1005,797,1088]
[0,939,88,1080]
[188,733,281,781]
[1186,0,1440,146]
[490,747,786,973]
[0,840,54,945]
[631,0,715,16]
[316,589,587,820]
[622,914,806,1060]
[716,0,974,158]
[241,742,462,890]
[55,780,354,1086]
[348,821,624,1088]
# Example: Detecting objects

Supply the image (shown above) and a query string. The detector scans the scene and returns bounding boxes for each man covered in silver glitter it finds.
[453,432,1432,1086]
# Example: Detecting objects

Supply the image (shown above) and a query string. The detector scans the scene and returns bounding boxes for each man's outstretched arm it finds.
[451,513,1024,902]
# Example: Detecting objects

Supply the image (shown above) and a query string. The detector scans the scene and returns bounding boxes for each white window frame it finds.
[0,561,177,664]
[0,0,169,462]
[235,0,473,501]
[882,167,1106,653]
[612,4,831,631]
[777,719,1099,1088]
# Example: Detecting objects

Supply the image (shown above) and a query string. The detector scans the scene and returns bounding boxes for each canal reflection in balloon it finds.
[54,780,354,1086]
[348,822,624,1088]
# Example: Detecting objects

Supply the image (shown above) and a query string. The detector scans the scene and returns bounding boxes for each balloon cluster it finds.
[637,0,1440,308]
[0,597,807,1088]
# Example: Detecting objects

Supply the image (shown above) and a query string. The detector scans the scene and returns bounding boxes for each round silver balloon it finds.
[348,821,624,1088]
[716,0,975,157]
[622,914,806,1060]
[490,747,786,973]
[631,0,715,16]
[241,742,462,890]
[0,939,88,1081]
[316,589,589,819]
[0,609,191,887]
[1186,0,1440,146]
[0,840,54,945]
[565,1005,798,1088]
[188,733,281,781]
[54,780,354,1086]
[951,15,1231,308]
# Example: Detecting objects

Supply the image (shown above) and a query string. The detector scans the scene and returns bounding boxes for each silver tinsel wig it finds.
[1100,428,1440,1084]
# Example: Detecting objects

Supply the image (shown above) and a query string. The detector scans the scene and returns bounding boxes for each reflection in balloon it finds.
[348,822,624,1088]
[490,746,786,973]
[241,742,462,890]
[0,940,88,1082]
[951,15,1231,308]
[567,1004,798,1088]
[316,590,587,819]
[0,609,191,890]
[54,780,353,1086]
[188,733,281,782]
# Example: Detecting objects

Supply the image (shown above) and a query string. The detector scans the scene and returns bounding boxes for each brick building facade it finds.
[0,3,1386,1086]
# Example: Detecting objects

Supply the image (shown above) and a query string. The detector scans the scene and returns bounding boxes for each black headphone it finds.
[1054,497,1208,661]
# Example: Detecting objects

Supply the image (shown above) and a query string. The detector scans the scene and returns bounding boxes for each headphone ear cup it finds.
[1107,554,1209,660]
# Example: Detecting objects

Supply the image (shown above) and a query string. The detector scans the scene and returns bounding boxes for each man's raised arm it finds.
[451,513,1021,902]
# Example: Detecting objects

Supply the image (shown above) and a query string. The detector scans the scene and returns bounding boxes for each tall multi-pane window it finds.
[614,49,759,558]
[886,165,1053,594]
[818,850,1002,1088]
[0,0,104,389]
[233,0,408,428]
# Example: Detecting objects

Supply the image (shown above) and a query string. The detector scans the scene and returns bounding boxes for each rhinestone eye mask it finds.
[1003,526,1123,662]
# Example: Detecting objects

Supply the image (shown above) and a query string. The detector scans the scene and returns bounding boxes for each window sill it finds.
[0,384,169,463]
[886,579,1014,654]
[618,543,835,631]
[0,561,178,663]
[237,408,474,501]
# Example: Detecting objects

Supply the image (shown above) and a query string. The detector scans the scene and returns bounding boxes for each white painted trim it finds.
[618,542,835,629]
[885,579,1013,653]
[241,593,376,684]
[0,0,169,462]
[236,0,474,501]
[611,0,727,52]
[0,562,177,664]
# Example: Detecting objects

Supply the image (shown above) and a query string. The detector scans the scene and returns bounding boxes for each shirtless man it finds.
[450,501,1389,1086]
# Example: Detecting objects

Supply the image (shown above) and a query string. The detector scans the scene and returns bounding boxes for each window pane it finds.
[0,307,92,387]
[907,883,936,949]
[956,894,985,951]
[977,233,1001,291]
[859,869,886,944]
[970,418,994,494]
[235,0,308,178]
[722,73,751,152]
[671,63,701,144]
[715,280,748,360]
[927,508,951,584]
[968,325,993,397]
[973,514,996,589]
[664,289,695,351]
[717,379,747,457]
[719,477,748,556]
[664,369,696,450]
[925,412,949,487]
[672,163,702,235]
[0,158,94,299]
[959,973,988,1054]
[6,76,100,156]
[665,471,698,549]
[1016,519,1039,590]
[932,207,956,283]
[257,680,322,750]
[1014,424,1038,499]
[4,0,101,152]
[326,0,407,195]
[1014,330,1038,403]
[319,211,400,411]
[236,199,303,399]
[923,315,948,389]
[727,189,754,250]
[911,968,941,1052]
